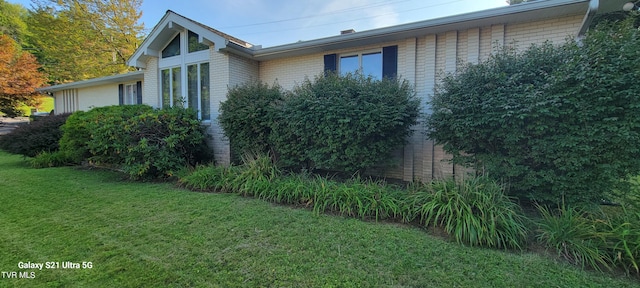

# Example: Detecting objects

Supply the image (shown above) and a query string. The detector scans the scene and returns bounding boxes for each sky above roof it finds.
[10,0,509,48]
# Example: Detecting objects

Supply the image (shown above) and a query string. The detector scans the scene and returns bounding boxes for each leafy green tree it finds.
[426,16,640,206]
[26,0,143,83]
[0,0,30,45]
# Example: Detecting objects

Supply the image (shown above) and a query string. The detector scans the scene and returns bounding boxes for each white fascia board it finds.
[127,12,229,68]
[37,71,144,93]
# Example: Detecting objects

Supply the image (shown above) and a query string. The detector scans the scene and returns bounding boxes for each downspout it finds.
[577,0,600,39]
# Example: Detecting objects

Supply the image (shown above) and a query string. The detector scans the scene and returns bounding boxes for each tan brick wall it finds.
[505,14,583,50]
[229,53,260,87]
[77,84,119,111]
[260,54,323,90]
[209,49,231,165]
[142,58,159,107]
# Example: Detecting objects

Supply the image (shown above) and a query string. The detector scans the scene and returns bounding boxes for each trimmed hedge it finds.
[121,107,212,179]
[42,105,212,179]
[58,105,153,164]
[219,73,420,173]
[427,16,640,206]
[219,81,284,162]
[0,113,70,157]
[272,73,419,172]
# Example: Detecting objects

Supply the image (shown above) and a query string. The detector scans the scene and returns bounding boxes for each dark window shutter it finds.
[118,84,124,105]
[324,54,337,75]
[382,45,398,79]
[136,81,142,104]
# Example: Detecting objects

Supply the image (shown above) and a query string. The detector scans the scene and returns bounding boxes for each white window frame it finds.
[339,49,382,78]
[158,29,210,121]
[186,61,210,120]
[124,83,137,105]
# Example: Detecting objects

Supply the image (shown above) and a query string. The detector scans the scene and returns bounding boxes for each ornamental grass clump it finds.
[598,209,640,275]
[412,177,528,250]
[535,204,610,271]
[536,204,640,274]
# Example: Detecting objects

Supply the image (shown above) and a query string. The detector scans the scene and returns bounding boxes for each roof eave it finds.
[127,11,253,68]
[37,71,144,93]
[249,0,589,61]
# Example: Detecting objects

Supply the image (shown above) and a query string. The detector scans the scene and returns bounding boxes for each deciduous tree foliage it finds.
[0,34,46,117]
[427,16,640,206]
[0,0,30,45]
[27,0,143,83]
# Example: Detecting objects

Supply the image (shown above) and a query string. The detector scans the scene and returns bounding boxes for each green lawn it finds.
[0,151,637,287]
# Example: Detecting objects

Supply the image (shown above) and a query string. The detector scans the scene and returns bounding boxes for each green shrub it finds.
[219,82,284,162]
[427,17,640,206]
[87,105,155,165]
[270,73,420,172]
[411,177,528,249]
[121,107,212,179]
[59,105,153,164]
[0,113,70,157]
[56,105,212,179]
[57,110,90,163]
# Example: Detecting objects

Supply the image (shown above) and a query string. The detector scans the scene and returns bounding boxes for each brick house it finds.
[39,0,625,181]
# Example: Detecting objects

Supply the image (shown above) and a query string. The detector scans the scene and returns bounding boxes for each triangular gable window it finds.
[188,31,209,53]
[162,34,181,58]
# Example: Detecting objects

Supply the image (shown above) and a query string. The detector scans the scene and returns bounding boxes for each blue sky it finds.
[10,0,508,48]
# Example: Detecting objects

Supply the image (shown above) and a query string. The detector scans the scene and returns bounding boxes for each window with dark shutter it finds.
[326,45,397,80]
[118,84,124,105]
[136,81,142,104]
[382,45,398,79]
[324,54,337,74]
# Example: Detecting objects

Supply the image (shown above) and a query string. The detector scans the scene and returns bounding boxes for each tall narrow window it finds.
[161,69,171,108]
[125,84,136,105]
[187,64,198,112]
[186,62,211,120]
[200,63,210,120]
[162,35,181,58]
[188,31,209,53]
[161,67,183,107]
[172,67,182,106]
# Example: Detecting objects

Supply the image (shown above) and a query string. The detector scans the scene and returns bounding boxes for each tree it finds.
[0,0,30,45]
[426,16,640,207]
[0,34,46,117]
[26,0,143,83]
